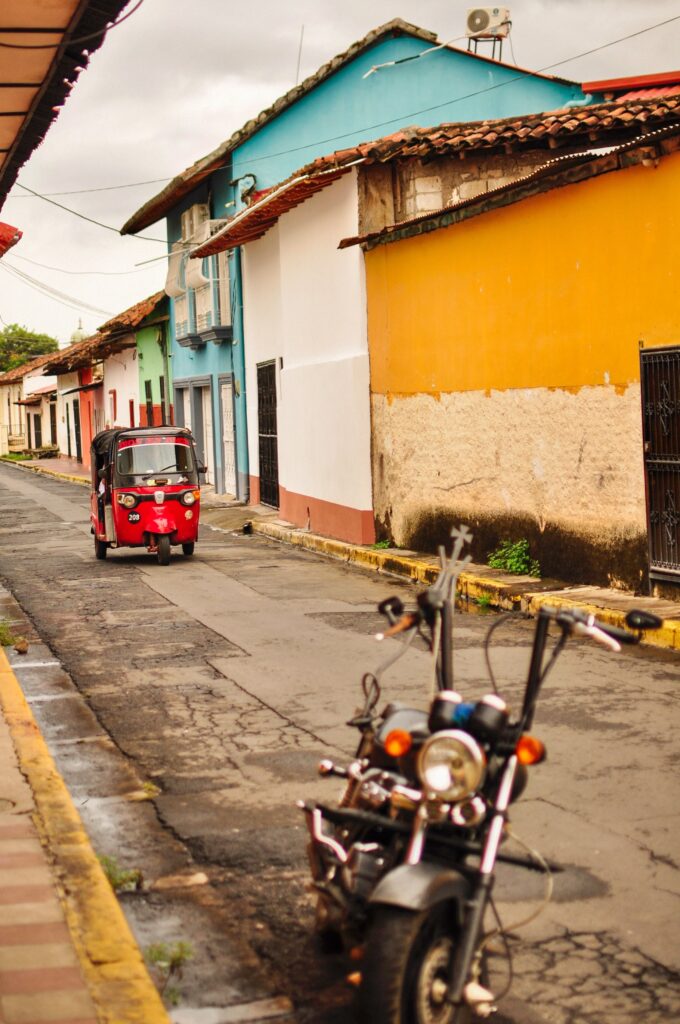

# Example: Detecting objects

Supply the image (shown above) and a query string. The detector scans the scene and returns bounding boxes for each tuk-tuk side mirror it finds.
[198,464,207,475]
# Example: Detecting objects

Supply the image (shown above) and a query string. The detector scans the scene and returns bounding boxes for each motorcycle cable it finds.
[482,612,514,695]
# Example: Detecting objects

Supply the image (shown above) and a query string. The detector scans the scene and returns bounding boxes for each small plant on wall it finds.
[488,539,540,577]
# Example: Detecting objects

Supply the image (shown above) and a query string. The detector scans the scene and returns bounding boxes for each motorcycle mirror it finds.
[378,596,404,619]
[625,609,663,631]
[97,468,106,480]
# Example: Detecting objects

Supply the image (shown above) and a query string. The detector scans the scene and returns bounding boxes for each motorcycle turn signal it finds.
[515,734,547,765]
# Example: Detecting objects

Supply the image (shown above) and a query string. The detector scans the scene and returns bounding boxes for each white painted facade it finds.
[102,345,138,429]
[242,169,373,537]
[56,372,79,458]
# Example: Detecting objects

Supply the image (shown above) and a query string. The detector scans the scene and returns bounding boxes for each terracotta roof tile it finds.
[0,349,59,385]
[193,95,680,258]
[121,20,579,236]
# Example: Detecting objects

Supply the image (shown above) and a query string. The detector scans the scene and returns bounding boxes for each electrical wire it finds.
[8,253,150,276]
[12,177,172,199]
[0,264,112,317]
[483,613,514,695]
[14,184,165,243]
[7,12,678,209]
[0,0,145,49]
[226,12,680,172]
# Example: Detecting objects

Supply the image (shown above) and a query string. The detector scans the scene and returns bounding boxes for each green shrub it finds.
[488,539,540,577]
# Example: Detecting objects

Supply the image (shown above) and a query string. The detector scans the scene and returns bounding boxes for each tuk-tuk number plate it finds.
[128,512,141,522]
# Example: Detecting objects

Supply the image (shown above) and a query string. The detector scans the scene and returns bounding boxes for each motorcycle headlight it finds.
[417,730,486,802]
[117,493,137,509]
[181,490,197,506]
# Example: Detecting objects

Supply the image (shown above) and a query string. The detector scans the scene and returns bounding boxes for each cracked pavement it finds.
[0,461,678,1023]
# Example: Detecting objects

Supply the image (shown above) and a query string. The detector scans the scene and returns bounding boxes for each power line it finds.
[0,264,113,317]
[7,12,678,207]
[228,12,680,171]
[15,183,166,242]
[0,0,145,49]
[12,177,171,198]
[9,252,151,277]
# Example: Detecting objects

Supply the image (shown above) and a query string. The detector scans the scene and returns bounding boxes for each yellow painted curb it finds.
[252,522,680,653]
[525,592,680,652]
[0,648,170,1024]
[0,458,89,487]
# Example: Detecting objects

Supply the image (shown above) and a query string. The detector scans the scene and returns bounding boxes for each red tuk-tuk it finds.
[90,426,202,565]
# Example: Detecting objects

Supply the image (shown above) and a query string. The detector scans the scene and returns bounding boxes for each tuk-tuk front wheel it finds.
[182,542,195,556]
[157,535,171,566]
[94,537,107,560]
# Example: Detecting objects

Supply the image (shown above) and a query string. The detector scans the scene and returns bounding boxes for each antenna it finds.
[295,25,305,86]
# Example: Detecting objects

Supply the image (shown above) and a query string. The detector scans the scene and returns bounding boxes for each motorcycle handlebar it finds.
[552,607,639,649]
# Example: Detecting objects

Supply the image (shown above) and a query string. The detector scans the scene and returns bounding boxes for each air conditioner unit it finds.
[190,218,229,246]
[466,7,510,39]
[180,203,211,242]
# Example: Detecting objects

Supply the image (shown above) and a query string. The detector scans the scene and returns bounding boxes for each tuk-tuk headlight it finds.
[417,730,486,802]
[117,493,138,509]
[181,490,198,506]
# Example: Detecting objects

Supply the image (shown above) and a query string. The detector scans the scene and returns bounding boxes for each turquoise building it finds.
[122,18,595,498]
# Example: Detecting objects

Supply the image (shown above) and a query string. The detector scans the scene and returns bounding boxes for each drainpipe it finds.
[231,245,249,502]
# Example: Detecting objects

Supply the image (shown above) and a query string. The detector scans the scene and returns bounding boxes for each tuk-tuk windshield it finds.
[115,441,197,483]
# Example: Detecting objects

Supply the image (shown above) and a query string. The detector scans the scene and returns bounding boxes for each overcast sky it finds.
[1,0,678,347]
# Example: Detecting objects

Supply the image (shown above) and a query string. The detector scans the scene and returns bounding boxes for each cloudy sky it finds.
[1,0,678,346]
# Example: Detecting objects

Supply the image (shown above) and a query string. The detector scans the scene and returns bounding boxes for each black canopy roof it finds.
[91,426,194,457]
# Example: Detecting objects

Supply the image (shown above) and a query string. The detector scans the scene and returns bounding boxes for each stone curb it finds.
[0,647,171,1024]
[252,522,680,653]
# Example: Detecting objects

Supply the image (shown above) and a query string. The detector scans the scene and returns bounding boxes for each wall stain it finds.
[401,506,649,592]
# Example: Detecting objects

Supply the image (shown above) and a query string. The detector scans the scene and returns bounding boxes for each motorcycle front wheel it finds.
[357,904,471,1024]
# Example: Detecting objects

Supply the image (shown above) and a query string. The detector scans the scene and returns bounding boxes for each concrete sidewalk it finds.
[7,454,680,652]
[0,585,169,1024]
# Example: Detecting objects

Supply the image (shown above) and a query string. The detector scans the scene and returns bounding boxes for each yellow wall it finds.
[366,152,680,395]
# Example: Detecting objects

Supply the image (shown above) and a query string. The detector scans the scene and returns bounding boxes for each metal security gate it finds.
[641,347,680,580]
[257,362,279,508]
[220,379,237,496]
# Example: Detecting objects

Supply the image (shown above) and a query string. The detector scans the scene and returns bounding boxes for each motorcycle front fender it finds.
[145,513,176,535]
[369,862,471,918]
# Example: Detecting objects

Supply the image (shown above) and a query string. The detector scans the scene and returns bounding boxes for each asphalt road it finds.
[0,461,678,1024]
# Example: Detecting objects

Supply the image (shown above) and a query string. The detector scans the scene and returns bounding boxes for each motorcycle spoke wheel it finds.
[157,535,171,565]
[357,904,470,1024]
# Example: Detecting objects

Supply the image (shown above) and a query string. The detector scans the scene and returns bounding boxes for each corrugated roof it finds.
[616,86,680,102]
[0,1,131,209]
[582,70,680,93]
[121,18,579,236]
[194,94,680,257]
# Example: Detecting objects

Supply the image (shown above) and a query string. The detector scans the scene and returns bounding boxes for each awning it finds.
[0,222,22,258]
[60,381,103,396]
[14,395,41,406]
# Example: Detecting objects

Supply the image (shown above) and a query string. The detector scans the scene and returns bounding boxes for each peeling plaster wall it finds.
[365,151,680,588]
[372,385,648,586]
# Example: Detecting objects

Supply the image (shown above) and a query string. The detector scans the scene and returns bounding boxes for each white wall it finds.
[24,372,56,397]
[103,346,138,428]
[242,169,373,513]
[56,373,78,455]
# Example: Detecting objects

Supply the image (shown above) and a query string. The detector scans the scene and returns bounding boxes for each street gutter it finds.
[0,646,170,1024]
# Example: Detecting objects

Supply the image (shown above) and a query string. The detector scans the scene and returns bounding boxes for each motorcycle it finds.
[298,526,662,1023]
